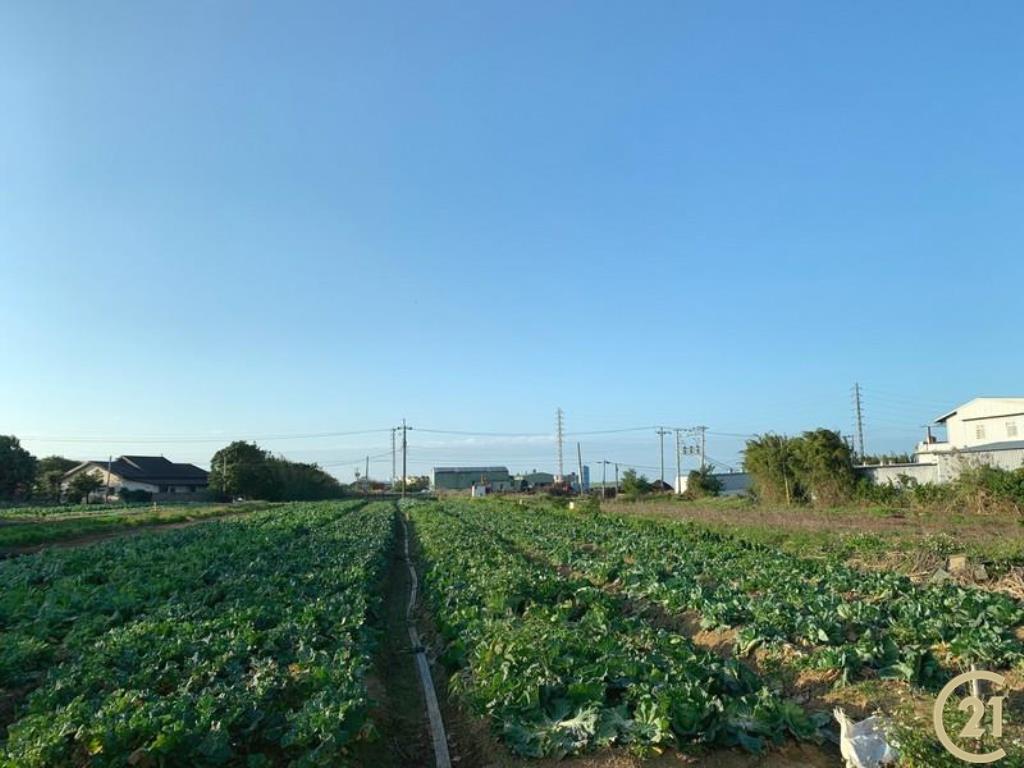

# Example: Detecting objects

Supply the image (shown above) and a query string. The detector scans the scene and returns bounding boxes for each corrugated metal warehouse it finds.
[432,466,512,491]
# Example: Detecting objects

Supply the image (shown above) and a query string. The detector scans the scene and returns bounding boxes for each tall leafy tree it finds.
[791,428,856,506]
[208,441,280,500]
[745,430,856,506]
[0,435,37,499]
[742,433,799,504]
[209,442,346,501]
[68,472,103,503]
[268,457,344,500]
[620,468,653,497]
[33,456,80,499]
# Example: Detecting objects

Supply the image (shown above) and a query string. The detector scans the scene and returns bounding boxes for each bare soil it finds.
[350,515,432,767]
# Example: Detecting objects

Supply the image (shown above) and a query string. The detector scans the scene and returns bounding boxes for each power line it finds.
[319,450,393,468]
[703,454,738,472]
[566,425,656,436]
[20,428,395,444]
[414,428,551,437]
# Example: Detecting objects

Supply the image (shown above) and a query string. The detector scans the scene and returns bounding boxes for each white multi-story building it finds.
[862,397,1024,486]
[910,397,1024,483]
[917,397,1024,454]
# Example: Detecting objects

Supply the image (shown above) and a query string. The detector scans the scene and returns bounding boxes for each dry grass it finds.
[605,497,1024,580]
[608,497,1018,540]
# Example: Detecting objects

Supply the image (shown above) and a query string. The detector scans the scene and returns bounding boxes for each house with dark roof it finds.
[63,455,209,500]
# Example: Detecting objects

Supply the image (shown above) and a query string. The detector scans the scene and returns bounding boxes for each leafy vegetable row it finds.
[0,503,266,550]
[1,500,394,767]
[409,500,819,758]
[470,500,1024,684]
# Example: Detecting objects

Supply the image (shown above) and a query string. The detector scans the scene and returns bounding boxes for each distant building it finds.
[676,471,751,496]
[514,471,555,491]
[63,455,208,500]
[562,469,590,493]
[859,397,1024,485]
[918,397,1024,454]
[432,466,512,492]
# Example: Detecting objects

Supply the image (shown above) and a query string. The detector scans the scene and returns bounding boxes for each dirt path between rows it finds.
[350,512,434,767]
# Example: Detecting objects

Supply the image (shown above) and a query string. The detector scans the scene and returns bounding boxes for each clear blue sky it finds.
[2,2,1022,480]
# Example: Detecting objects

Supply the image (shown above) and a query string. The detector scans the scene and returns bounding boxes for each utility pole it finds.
[853,383,866,460]
[401,419,409,497]
[697,425,708,472]
[576,441,584,496]
[106,455,113,502]
[674,430,682,494]
[391,427,397,487]
[365,456,370,494]
[597,460,612,499]
[655,427,670,487]
[614,462,619,492]
[555,408,565,481]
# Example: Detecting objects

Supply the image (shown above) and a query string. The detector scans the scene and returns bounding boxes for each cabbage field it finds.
[0,500,394,767]
[411,500,821,758]
[2,496,1022,766]
[409,498,1024,764]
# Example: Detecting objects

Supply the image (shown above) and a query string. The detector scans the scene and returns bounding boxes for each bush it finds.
[854,477,906,506]
[910,482,955,507]
[118,488,153,503]
[953,464,1024,514]
[571,495,602,515]
[683,467,722,499]
[620,469,653,498]
[854,465,1022,514]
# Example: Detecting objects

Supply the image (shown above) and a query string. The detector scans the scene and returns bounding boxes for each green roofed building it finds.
[432,466,512,492]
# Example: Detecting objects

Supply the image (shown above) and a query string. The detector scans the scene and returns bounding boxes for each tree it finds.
[208,441,280,500]
[208,441,348,501]
[620,468,653,497]
[68,472,103,503]
[268,457,345,500]
[791,428,856,506]
[860,452,913,466]
[743,434,799,504]
[33,456,79,499]
[744,429,856,507]
[0,435,37,499]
